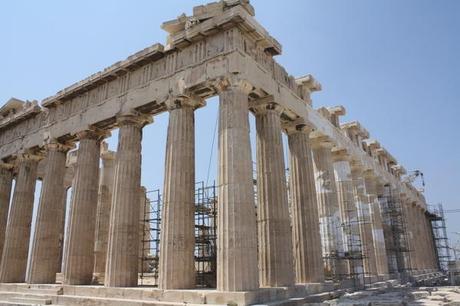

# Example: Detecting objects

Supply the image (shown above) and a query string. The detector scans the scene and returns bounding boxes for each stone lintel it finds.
[0,99,41,131]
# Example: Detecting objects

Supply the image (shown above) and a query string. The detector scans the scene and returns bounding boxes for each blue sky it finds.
[1,1,459,251]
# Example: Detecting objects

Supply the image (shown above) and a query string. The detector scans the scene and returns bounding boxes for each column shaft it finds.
[105,115,147,287]
[27,143,69,284]
[351,168,378,277]
[0,155,39,282]
[93,150,115,282]
[287,128,324,283]
[158,104,196,289]
[364,175,389,276]
[217,84,258,291]
[63,131,103,285]
[0,165,13,264]
[312,141,345,278]
[255,105,294,287]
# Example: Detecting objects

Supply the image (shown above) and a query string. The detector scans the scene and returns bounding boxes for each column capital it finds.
[45,139,75,153]
[310,132,334,149]
[76,128,110,142]
[349,159,364,173]
[16,149,44,163]
[165,95,205,111]
[331,147,350,162]
[0,161,14,171]
[249,96,283,116]
[212,77,253,95]
[282,118,314,135]
[116,111,153,128]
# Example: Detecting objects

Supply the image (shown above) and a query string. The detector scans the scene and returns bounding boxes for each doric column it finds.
[92,145,115,282]
[284,120,324,284]
[253,98,294,287]
[0,151,41,283]
[0,163,13,263]
[27,140,73,284]
[332,149,363,280]
[216,80,258,291]
[400,195,415,272]
[158,97,201,289]
[311,135,345,278]
[105,113,151,287]
[63,129,107,285]
[350,164,378,277]
[364,172,389,276]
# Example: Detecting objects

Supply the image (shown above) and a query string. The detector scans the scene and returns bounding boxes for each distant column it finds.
[0,163,14,265]
[216,81,259,291]
[63,129,106,285]
[92,146,115,282]
[350,164,378,277]
[364,172,389,277]
[27,140,73,284]
[0,151,41,283]
[311,136,346,278]
[332,149,363,279]
[105,113,151,287]
[159,97,201,289]
[253,99,294,287]
[285,121,324,283]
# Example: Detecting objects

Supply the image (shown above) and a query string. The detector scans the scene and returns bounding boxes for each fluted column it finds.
[105,113,151,287]
[285,121,324,284]
[364,172,389,276]
[253,99,294,287]
[311,136,345,278]
[0,163,13,263]
[400,196,415,272]
[92,146,115,282]
[27,141,73,284]
[350,165,378,277]
[332,149,363,279]
[63,129,106,285]
[158,97,200,289]
[216,81,259,291]
[0,152,41,283]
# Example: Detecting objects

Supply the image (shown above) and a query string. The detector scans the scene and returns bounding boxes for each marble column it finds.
[216,81,258,291]
[350,164,378,277]
[0,163,13,263]
[364,173,389,276]
[254,99,294,287]
[311,136,345,278]
[105,113,150,287]
[0,152,41,283]
[285,121,324,284]
[400,197,415,272]
[27,141,73,284]
[332,149,363,279]
[63,129,106,285]
[158,98,199,289]
[92,147,115,283]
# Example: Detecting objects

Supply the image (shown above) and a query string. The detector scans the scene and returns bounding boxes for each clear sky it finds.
[1,1,459,250]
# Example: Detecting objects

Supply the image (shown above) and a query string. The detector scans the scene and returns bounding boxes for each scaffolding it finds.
[139,181,218,287]
[427,203,451,272]
[379,188,412,276]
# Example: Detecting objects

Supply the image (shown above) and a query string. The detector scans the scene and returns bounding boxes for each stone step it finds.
[54,294,226,306]
[7,297,52,305]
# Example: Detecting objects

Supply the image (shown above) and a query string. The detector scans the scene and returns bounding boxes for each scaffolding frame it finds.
[379,188,412,276]
[428,203,451,272]
[139,181,218,287]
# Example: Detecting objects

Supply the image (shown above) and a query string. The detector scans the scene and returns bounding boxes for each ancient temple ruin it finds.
[0,1,443,305]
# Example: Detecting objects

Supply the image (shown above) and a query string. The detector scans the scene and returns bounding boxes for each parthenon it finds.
[0,1,447,305]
